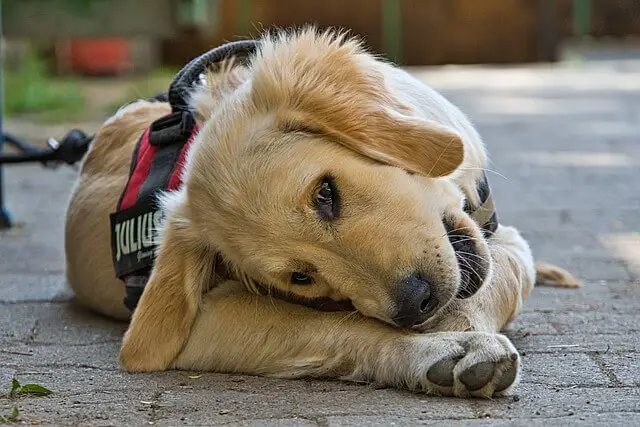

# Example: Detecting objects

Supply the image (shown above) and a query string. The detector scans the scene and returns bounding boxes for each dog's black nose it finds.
[393,273,438,328]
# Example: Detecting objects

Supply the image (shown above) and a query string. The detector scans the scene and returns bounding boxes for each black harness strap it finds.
[110,41,259,313]
[138,112,195,204]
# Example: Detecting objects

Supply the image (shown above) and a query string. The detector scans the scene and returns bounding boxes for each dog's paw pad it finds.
[427,357,460,387]
[459,361,495,391]
[495,361,518,392]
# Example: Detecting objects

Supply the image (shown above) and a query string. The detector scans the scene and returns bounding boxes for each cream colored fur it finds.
[65,28,578,398]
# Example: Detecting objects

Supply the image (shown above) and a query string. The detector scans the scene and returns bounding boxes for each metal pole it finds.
[0,0,12,229]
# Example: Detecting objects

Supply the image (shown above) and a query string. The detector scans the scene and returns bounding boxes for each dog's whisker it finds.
[457,254,487,272]
[446,236,481,246]
[459,167,508,181]
[444,225,477,235]
[456,254,484,274]
[457,255,484,283]
[458,251,489,262]
[461,256,485,281]
[446,234,479,241]
[440,225,479,238]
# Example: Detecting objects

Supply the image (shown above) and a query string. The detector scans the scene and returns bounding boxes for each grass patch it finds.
[3,50,85,122]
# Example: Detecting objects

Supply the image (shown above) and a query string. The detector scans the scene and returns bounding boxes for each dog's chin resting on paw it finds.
[64,27,578,398]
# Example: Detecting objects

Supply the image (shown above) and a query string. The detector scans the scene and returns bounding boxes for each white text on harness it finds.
[114,210,163,262]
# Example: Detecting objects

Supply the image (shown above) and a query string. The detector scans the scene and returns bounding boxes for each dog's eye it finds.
[315,176,339,221]
[318,180,332,202]
[291,272,314,285]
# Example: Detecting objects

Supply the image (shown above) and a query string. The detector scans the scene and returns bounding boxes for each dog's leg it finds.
[173,281,520,398]
[419,225,540,333]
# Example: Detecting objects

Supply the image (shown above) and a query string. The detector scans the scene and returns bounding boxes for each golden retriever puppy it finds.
[65,28,578,398]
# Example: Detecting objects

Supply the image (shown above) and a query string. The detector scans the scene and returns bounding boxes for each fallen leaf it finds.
[17,384,53,397]
[8,379,53,398]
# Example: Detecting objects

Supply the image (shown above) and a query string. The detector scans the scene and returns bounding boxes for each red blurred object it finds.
[65,38,131,76]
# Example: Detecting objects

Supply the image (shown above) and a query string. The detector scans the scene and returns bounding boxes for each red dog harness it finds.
[106,39,258,313]
[109,110,198,311]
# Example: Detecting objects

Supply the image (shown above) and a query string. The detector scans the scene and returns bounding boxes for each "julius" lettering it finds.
[114,210,163,262]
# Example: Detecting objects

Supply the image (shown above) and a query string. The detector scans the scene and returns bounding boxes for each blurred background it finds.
[1,0,640,126]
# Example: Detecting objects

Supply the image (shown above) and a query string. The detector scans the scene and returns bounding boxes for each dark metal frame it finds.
[0,130,93,230]
[0,0,10,228]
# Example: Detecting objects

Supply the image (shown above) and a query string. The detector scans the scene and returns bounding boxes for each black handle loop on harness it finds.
[167,40,260,114]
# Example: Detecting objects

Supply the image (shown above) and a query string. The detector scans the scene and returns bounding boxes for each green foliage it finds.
[3,49,85,121]
[0,406,20,424]
[4,0,96,16]
[8,378,53,398]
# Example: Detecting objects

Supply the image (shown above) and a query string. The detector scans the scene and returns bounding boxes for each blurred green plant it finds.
[3,49,85,122]
[0,406,20,424]
[105,67,177,114]
[4,0,96,17]
[8,378,53,398]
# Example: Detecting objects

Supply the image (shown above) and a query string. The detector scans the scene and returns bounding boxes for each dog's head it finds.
[177,29,492,329]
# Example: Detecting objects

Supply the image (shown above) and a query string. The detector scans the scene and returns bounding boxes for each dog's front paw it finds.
[401,331,520,398]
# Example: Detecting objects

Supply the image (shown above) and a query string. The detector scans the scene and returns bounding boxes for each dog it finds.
[64,28,578,398]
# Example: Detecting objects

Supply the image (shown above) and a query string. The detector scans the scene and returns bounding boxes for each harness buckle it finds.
[148,111,195,147]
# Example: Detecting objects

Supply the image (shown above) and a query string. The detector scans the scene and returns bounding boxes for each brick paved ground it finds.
[1,53,639,425]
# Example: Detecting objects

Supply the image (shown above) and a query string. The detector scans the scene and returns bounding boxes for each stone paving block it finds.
[2,342,120,371]
[0,274,69,303]
[229,419,319,427]
[0,367,17,392]
[520,353,611,387]
[473,384,640,419]
[156,385,478,425]
[548,254,632,282]
[0,241,65,275]
[0,302,127,346]
[523,282,639,314]
[600,353,640,387]
[510,307,640,337]
[11,367,192,397]
[0,303,45,346]
[537,311,640,336]
[1,388,160,426]
[506,332,640,355]
[327,412,640,426]
[522,231,603,260]
[507,311,562,335]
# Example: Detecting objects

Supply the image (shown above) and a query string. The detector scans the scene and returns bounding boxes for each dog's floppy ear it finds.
[249,28,464,177]
[119,212,214,372]
[285,107,464,177]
